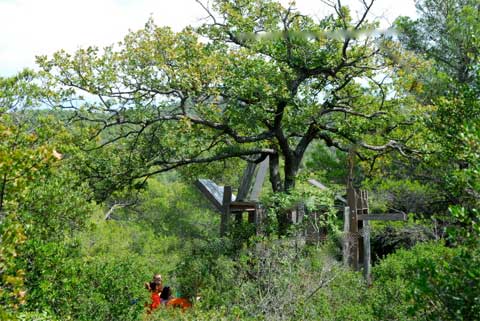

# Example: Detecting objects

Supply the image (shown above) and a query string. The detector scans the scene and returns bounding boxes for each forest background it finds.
[1,0,479,320]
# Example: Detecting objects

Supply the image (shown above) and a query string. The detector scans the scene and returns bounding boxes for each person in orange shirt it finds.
[145,274,163,292]
[147,283,162,314]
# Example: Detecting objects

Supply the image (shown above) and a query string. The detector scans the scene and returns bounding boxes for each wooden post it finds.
[254,203,265,236]
[347,186,359,270]
[235,212,243,223]
[356,190,369,269]
[357,209,406,284]
[248,211,255,224]
[347,148,360,270]
[221,186,232,236]
[343,206,350,267]
[363,220,371,285]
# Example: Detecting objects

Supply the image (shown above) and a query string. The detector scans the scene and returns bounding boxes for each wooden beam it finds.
[250,157,268,201]
[357,213,407,221]
[195,179,223,212]
[230,201,257,212]
[195,179,237,213]
[237,162,257,201]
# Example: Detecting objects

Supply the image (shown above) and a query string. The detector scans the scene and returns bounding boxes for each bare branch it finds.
[355,0,375,30]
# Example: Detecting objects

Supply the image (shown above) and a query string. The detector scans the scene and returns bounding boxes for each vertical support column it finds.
[235,212,243,223]
[248,210,255,224]
[363,220,371,285]
[356,190,365,268]
[347,147,359,270]
[347,185,359,270]
[221,186,232,237]
[360,190,371,284]
[343,206,350,267]
[255,203,265,236]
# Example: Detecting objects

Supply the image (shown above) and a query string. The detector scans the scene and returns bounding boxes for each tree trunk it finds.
[283,154,299,192]
[269,153,283,193]
[270,152,303,235]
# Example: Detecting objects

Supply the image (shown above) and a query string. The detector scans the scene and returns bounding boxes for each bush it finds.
[371,223,436,262]
[174,238,374,321]
[25,250,150,321]
[173,238,237,304]
[370,241,480,321]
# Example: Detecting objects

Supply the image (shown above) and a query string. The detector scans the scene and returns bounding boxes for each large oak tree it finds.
[39,0,418,233]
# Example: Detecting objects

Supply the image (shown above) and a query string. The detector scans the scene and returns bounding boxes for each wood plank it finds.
[230,201,257,212]
[250,157,269,201]
[195,179,223,212]
[357,213,407,221]
[237,162,257,201]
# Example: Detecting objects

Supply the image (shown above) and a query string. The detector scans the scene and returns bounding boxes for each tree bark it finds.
[269,153,283,193]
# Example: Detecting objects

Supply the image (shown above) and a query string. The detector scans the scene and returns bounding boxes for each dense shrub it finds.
[370,241,480,321]
[173,237,238,304]
[24,250,149,321]
[371,223,436,262]
[173,238,374,321]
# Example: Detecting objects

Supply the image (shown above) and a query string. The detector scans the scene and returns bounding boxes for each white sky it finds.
[0,0,417,77]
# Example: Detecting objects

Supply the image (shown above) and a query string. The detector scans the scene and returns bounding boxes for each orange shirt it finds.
[149,292,161,311]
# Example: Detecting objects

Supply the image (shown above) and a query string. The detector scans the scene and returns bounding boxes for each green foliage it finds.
[371,241,480,321]
[261,176,338,236]
[38,0,419,223]
[25,246,149,321]
[443,206,480,245]
[370,242,455,320]
[395,0,480,212]
[15,311,58,321]
[120,175,218,239]
[3,2,480,321]
[174,238,375,321]
[365,177,443,217]
[370,223,436,262]
[0,213,27,320]
[304,142,349,186]
[174,238,237,302]
[0,71,87,318]
[78,209,181,276]
[410,246,480,320]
